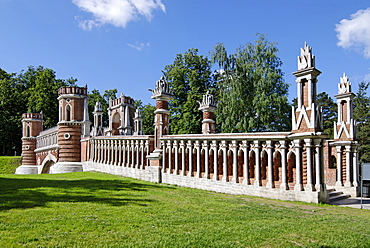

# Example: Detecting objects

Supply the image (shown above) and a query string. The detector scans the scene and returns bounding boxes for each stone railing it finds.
[89,136,154,169]
[35,126,58,151]
[160,132,325,192]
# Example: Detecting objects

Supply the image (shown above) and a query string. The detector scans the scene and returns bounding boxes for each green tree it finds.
[163,48,215,134]
[211,34,290,133]
[316,92,337,138]
[134,100,155,135]
[18,66,76,129]
[0,69,25,155]
[354,81,370,163]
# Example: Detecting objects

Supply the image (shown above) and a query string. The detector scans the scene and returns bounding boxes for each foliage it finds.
[0,66,76,155]
[316,92,337,138]
[163,48,215,134]
[0,156,21,174]
[134,100,156,135]
[211,34,290,133]
[0,172,370,247]
[354,82,370,163]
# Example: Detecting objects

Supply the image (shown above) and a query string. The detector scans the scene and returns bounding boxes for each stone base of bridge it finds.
[49,162,83,174]
[15,165,38,174]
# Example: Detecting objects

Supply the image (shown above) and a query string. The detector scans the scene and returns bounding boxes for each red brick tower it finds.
[15,113,43,174]
[198,91,217,134]
[333,73,359,193]
[51,86,90,173]
[146,76,173,181]
[291,43,323,133]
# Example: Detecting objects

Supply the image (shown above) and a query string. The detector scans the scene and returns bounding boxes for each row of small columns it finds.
[89,139,150,169]
[36,132,58,149]
[161,138,325,191]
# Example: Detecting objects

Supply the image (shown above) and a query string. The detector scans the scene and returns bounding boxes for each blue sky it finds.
[1,1,370,105]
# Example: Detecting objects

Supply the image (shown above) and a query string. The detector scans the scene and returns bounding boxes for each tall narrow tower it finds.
[291,43,323,133]
[15,113,43,174]
[92,101,104,136]
[333,73,359,192]
[51,86,90,173]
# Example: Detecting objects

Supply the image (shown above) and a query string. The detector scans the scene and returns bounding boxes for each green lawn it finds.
[0,156,21,174]
[0,172,370,247]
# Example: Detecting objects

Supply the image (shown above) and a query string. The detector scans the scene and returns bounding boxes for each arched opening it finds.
[227,150,233,182]
[41,160,55,174]
[249,150,256,185]
[26,125,30,137]
[66,104,71,121]
[209,149,214,179]
[217,149,224,180]
[112,112,120,135]
[273,151,282,188]
[287,152,296,190]
[237,149,244,183]
[261,150,268,186]
[200,149,205,178]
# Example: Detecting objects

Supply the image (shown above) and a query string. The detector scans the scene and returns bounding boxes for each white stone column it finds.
[167,140,172,174]
[304,139,314,191]
[230,140,238,183]
[294,139,303,191]
[211,140,218,181]
[279,140,288,190]
[314,139,323,191]
[241,141,249,185]
[353,146,359,187]
[187,141,192,177]
[345,145,352,187]
[122,140,126,167]
[195,140,201,178]
[221,140,228,182]
[203,141,209,179]
[180,141,185,176]
[118,140,122,166]
[254,140,261,187]
[336,146,343,187]
[162,141,167,172]
[266,141,274,188]
[173,140,178,174]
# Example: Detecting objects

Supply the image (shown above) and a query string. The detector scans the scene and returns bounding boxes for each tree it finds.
[134,100,156,135]
[0,69,25,155]
[316,92,337,139]
[163,48,216,134]
[354,81,370,163]
[18,66,76,129]
[211,34,290,133]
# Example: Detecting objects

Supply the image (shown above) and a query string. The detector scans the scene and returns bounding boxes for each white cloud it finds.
[73,0,165,30]
[127,42,150,51]
[335,8,370,58]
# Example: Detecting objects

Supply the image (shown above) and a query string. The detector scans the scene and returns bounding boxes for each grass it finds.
[0,172,370,247]
[0,156,21,174]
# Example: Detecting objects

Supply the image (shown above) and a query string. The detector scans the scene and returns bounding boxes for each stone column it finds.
[180,140,185,176]
[241,141,249,185]
[336,146,343,187]
[344,145,352,187]
[211,140,218,181]
[279,141,288,190]
[173,140,179,174]
[353,146,359,187]
[254,140,261,187]
[266,141,274,188]
[304,139,314,191]
[230,140,238,183]
[314,139,323,192]
[203,141,209,179]
[294,139,303,191]
[221,140,228,182]
[195,140,201,178]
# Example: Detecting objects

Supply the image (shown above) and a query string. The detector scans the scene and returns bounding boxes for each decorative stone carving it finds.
[338,73,351,94]
[298,42,315,70]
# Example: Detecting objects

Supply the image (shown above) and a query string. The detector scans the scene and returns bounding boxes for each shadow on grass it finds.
[0,175,172,211]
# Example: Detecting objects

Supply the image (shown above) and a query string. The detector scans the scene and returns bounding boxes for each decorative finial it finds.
[298,42,315,70]
[199,91,217,110]
[338,73,351,94]
[149,76,173,99]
